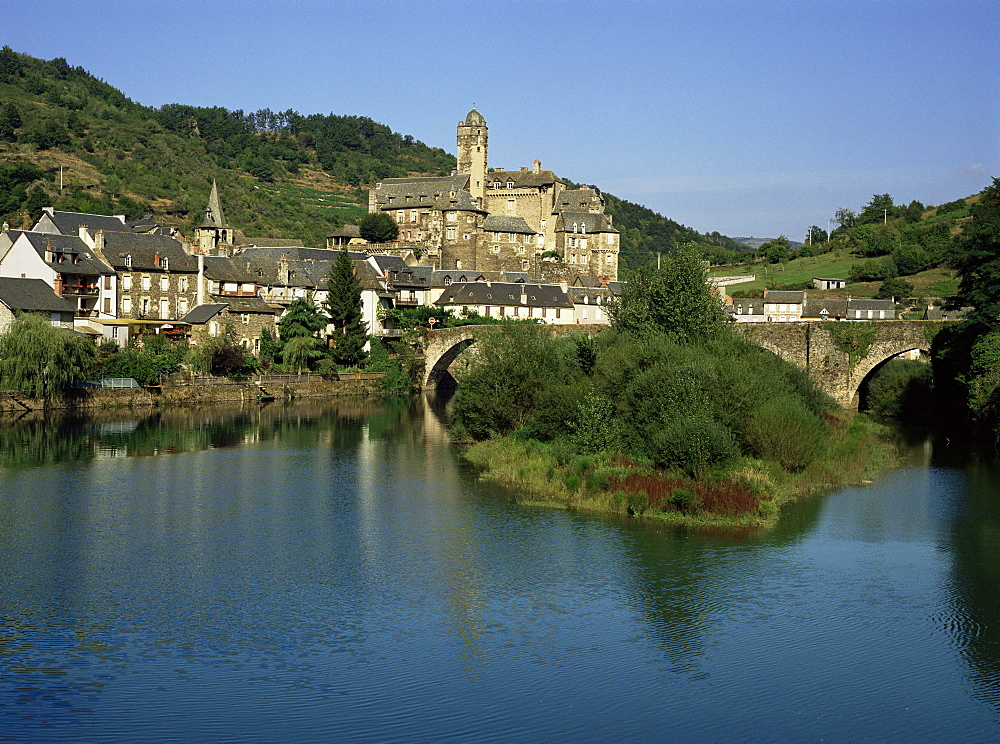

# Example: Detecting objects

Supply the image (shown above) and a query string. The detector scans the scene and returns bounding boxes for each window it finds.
[161,277,169,292]
[507,199,515,213]
[580,238,587,250]
[179,298,188,315]
[507,181,514,189]
[123,298,131,314]
[509,233,516,243]
[492,245,500,254]
[410,210,418,223]
[396,211,405,223]
[242,313,250,325]
[142,276,150,291]
[538,236,545,248]
[124,254,132,268]
[518,245,525,255]
[141,299,149,316]
[104,275,112,290]
[123,275,131,290]
[522,261,529,271]
[161,257,169,271]
[568,237,577,248]
[493,232,501,242]
[446,227,456,240]
[160,299,169,318]
[103,297,111,314]
[540,219,546,229]
[447,212,457,222]
[179,277,187,292]
[606,254,613,264]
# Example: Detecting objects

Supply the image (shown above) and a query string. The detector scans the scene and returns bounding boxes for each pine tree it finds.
[323,248,368,366]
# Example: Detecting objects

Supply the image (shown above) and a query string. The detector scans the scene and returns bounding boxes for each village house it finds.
[0,277,76,333]
[434,281,575,324]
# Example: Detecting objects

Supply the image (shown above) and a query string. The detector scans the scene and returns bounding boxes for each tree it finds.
[0,103,21,141]
[953,177,1000,322]
[858,194,896,225]
[358,211,399,243]
[277,298,326,340]
[608,243,730,343]
[876,276,913,301]
[761,235,791,264]
[323,247,368,366]
[0,313,96,399]
[834,208,856,229]
[258,328,281,369]
[806,225,828,245]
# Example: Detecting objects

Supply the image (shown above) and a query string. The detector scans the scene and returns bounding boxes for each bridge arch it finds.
[421,324,602,388]
[735,321,936,408]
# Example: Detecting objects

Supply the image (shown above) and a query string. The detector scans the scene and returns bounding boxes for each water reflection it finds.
[2,403,999,740]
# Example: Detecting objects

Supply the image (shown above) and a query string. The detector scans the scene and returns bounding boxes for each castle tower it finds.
[457,109,488,200]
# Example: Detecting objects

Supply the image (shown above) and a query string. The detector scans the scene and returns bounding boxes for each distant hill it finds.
[733,237,803,251]
[0,46,744,261]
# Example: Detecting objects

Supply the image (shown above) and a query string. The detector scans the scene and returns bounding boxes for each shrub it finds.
[865,359,933,420]
[647,415,739,475]
[744,397,828,471]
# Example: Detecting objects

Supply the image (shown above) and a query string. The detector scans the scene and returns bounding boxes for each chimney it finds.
[278,257,289,285]
[1,221,8,231]
[763,288,768,298]
[560,280,569,293]
[54,276,63,295]
[599,275,609,288]
[197,253,206,305]
[532,159,541,173]
[154,251,161,268]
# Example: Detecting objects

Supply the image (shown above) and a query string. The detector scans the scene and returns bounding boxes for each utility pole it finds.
[883,208,888,224]
[827,219,831,243]
[59,166,63,191]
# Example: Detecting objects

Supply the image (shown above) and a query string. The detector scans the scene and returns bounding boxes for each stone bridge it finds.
[421,324,600,388]
[735,320,940,408]
[421,320,944,409]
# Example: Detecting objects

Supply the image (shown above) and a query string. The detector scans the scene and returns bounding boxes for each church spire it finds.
[202,179,227,228]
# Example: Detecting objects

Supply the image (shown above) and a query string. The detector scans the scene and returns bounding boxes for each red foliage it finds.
[609,471,760,517]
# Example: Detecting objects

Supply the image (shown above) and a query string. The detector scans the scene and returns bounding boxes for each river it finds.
[1,398,998,741]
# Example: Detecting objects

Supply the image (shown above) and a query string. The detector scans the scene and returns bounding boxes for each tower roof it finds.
[464,108,485,126]
[201,180,227,229]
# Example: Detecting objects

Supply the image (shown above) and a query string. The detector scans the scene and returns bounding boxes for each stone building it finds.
[368,109,619,281]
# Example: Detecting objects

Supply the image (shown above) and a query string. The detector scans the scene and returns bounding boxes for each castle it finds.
[368,109,620,281]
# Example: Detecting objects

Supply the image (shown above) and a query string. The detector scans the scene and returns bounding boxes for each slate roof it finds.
[481,215,536,234]
[182,303,228,324]
[327,225,361,239]
[203,256,258,283]
[486,169,560,189]
[847,298,896,314]
[373,175,471,209]
[765,290,805,304]
[19,232,114,276]
[435,282,573,309]
[801,298,847,318]
[242,258,332,288]
[236,246,366,262]
[554,188,604,213]
[233,232,309,248]
[924,306,971,321]
[0,277,75,314]
[730,298,767,315]
[567,287,615,303]
[39,210,130,235]
[432,190,487,213]
[556,211,618,234]
[209,295,276,313]
[99,231,199,272]
[464,108,485,126]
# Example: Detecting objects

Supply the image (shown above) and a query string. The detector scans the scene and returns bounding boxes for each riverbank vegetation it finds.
[450,247,895,527]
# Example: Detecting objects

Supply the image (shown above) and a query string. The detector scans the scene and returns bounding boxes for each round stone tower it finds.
[457,109,488,200]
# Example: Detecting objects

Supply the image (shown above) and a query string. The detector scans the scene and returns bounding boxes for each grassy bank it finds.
[460,413,895,528]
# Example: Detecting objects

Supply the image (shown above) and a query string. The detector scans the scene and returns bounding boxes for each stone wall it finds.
[0,377,385,412]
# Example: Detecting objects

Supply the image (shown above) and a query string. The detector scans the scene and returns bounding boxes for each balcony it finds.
[395,296,419,307]
[62,284,100,296]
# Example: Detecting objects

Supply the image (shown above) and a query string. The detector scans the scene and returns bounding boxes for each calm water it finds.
[1,399,998,742]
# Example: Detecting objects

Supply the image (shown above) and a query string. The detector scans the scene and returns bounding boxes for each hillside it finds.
[709,190,983,311]
[0,47,740,262]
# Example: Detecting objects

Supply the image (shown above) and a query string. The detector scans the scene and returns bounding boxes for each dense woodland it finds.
[1,47,733,266]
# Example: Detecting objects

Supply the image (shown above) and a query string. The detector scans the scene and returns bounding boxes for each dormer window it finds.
[124,254,132,268]
[161,257,169,271]
[444,276,452,285]
[507,181,514,189]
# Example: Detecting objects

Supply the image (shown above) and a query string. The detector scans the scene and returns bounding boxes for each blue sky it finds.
[5,0,997,239]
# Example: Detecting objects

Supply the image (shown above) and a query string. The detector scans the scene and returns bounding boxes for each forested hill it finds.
[1,46,738,263]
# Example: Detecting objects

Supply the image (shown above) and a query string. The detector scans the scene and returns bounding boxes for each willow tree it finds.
[323,247,368,366]
[0,313,96,399]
